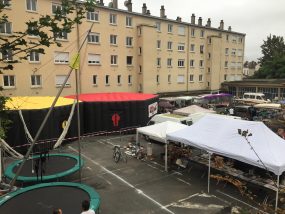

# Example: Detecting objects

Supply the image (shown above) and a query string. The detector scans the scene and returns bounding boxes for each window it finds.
[105,75,110,85]
[110,34,117,45]
[208,38,212,44]
[55,75,70,87]
[3,75,15,88]
[208,53,211,59]
[224,74,227,81]
[231,48,236,56]
[167,41,172,50]
[200,30,204,38]
[88,33,100,44]
[225,61,228,68]
[231,62,236,68]
[199,74,203,82]
[1,49,13,61]
[189,74,194,82]
[190,44,195,52]
[93,75,97,85]
[157,40,161,49]
[139,65,142,73]
[1,0,10,7]
[225,48,229,55]
[31,75,41,87]
[190,60,194,67]
[208,68,211,73]
[167,58,172,67]
[200,45,204,54]
[167,24,173,33]
[26,0,37,11]
[52,3,64,15]
[199,60,204,68]
[178,59,185,67]
[226,34,229,41]
[117,75,121,85]
[126,37,133,47]
[126,16,132,27]
[87,9,99,22]
[138,47,142,55]
[127,56,133,65]
[88,54,100,65]
[110,14,117,25]
[128,75,132,84]
[155,22,161,32]
[156,75,160,84]
[111,55,117,65]
[177,75,185,83]
[157,58,161,67]
[237,49,243,56]
[54,31,68,40]
[191,28,195,37]
[168,74,171,83]
[178,43,185,51]
[29,51,40,62]
[27,26,38,37]
[0,22,12,34]
[178,26,185,35]
[238,37,243,43]
[54,52,69,64]
[232,36,237,43]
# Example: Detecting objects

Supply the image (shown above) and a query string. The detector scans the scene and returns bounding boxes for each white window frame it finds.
[111,55,118,65]
[54,51,69,64]
[88,32,100,44]
[167,58,172,67]
[155,22,161,32]
[167,41,172,50]
[178,43,185,51]
[225,61,228,68]
[0,22,12,35]
[31,74,41,87]
[55,75,70,87]
[3,75,15,88]
[26,0,37,12]
[110,34,117,45]
[128,75,132,85]
[88,53,101,65]
[189,74,194,82]
[190,44,195,52]
[178,59,185,67]
[110,13,117,25]
[29,51,40,63]
[52,3,64,15]
[156,75,160,84]
[167,24,173,33]
[225,48,229,55]
[87,9,99,22]
[168,74,171,83]
[126,16,132,27]
[190,60,195,68]
[178,26,185,35]
[127,56,133,66]
[199,60,204,68]
[157,58,161,67]
[1,49,13,61]
[157,40,161,49]
[231,48,236,56]
[199,74,203,82]
[200,45,204,54]
[177,75,185,83]
[54,31,68,41]
[191,28,195,37]
[200,30,205,38]
[126,37,133,47]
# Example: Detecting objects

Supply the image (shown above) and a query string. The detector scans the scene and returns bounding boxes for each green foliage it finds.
[0,96,11,139]
[253,35,285,78]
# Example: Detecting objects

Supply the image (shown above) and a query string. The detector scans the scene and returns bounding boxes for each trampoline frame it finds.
[4,153,84,182]
[0,182,100,211]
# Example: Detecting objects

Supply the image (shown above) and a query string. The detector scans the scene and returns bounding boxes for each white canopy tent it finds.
[166,114,285,212]
[136,121,188,171]
[173,105,215,116]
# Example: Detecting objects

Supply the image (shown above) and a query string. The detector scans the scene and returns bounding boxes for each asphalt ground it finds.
[3,134,281,214]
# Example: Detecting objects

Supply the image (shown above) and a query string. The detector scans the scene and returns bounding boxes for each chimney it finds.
[198,17,202,26]
[146,10,150,15]
[160,5,166,18]
[176,16,181,22]
[124,0,132,12]
[142,3,147,14]
[112,0,118,9]
[228,26,232,31]
[191,14,195,24]
[99,0,104,5]
[219,20,224,30]
[206,18,211,27]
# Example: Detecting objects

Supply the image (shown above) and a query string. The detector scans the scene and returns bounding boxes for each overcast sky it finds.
[118,0,285,62]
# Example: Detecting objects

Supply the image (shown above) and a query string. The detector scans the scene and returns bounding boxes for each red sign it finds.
[112,113,120,127]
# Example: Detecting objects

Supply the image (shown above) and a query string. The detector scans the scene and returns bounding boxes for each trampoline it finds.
[0,182,100,214]
[4,153,83,183]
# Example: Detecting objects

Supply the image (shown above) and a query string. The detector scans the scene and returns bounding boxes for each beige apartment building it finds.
[0,0,245,97]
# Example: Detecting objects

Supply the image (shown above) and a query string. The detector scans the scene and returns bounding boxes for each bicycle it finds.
[113,145,127,163]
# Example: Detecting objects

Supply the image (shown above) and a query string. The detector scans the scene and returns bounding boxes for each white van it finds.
[242,93,271,104]
[148,113,192,126]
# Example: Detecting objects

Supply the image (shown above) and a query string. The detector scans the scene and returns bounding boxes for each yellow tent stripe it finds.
[70,53,80,69]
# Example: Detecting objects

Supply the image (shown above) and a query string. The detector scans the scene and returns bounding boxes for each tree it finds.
[0,0,95,138]
[253,35,285,78]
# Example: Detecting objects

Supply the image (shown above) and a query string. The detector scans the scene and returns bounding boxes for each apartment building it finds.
[0,0,245,96]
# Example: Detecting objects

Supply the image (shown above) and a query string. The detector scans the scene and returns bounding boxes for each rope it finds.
[0,138,23,159]
[18,110,34,144]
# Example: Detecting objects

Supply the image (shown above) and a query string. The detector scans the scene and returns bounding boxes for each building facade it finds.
[0,0,245,96]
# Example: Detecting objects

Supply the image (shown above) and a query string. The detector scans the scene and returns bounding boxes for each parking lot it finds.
[47,133,277,214]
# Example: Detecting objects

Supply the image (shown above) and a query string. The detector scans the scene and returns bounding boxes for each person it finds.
[53,208,62,214]
[81,200,95,214]
[277,128,285,139]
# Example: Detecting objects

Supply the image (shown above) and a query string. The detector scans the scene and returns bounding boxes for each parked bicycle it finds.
[113,145,127,163]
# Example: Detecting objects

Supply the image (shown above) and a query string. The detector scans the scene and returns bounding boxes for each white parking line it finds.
[69,146,175,214]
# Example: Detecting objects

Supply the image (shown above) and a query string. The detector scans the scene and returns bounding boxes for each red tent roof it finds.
[65,92,157,102]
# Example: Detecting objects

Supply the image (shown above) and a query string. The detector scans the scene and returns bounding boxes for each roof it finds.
[173,105,215,116]
[65,92,158,102]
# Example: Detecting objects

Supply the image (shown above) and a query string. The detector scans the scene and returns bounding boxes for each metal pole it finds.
[208,153,211,193]
[136,131,139,146]
[165,140,168,172]
[275,175,280,213]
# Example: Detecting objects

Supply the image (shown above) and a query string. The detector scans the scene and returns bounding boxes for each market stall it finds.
[173,105,215,116]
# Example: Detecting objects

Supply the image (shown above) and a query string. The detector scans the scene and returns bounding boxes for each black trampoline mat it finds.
[12,155,78,176]
[0,186,90,214]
